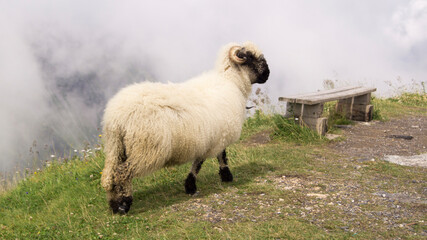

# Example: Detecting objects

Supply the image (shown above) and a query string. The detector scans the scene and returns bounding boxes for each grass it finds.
[242,110,324,144]
[241,110,273,140]
[370,93,427,120]
[322,101,356,133]
[271,115,324,143]
[0,93,426,239]
[388,92,427,108]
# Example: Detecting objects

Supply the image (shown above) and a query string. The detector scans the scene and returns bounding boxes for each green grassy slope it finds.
[1,94,426,239]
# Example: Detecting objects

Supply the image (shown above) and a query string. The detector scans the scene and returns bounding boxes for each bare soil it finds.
[330,115,427,160]
[242,130,272,146]
[319,115,427,236]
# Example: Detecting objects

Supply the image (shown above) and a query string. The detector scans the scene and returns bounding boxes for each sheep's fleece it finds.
[101,42,270,214]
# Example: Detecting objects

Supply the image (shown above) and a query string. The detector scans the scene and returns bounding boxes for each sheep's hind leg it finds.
[108,163,134,214]
[108,183,133,215]
[217,149,233,182]
[185,158,204,195]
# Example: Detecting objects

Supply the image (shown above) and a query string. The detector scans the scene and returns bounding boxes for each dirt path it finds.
[329,115,427,163]
[321,115,427,236]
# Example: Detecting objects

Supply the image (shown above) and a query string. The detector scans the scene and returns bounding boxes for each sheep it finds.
[101,42,270,214]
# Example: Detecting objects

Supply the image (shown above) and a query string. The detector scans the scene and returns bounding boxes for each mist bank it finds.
[0,0,426,172]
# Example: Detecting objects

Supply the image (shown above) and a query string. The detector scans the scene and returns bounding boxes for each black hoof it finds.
[219,167,233,182]
[121,196,133,214]
[109,200,120,214]
[109,196,133,214]
[118,206,127,215]
[185,173,197,195]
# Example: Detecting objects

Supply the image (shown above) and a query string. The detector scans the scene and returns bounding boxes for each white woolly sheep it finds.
[101,42,270,214]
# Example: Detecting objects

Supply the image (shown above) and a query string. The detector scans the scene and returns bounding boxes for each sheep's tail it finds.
[101,132,126,191]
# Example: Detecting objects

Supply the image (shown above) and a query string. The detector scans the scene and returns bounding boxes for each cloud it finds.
[388,0,427,48]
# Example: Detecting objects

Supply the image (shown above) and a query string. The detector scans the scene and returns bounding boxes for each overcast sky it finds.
[0,0,426,170]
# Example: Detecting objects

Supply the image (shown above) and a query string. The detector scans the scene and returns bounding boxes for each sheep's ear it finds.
[229,46,247,64]
[236,49,247,60]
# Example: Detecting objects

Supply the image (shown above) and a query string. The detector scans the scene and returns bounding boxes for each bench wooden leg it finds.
[301,117,328,136]
[336,93,373,121]
[286,102,328,135]
[352,104,373,121]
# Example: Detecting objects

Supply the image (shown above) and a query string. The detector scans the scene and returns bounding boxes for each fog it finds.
[0,0,426,171]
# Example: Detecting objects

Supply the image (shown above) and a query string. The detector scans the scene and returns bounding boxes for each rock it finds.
[357,158,374,162]
[325,134,341,140]
[307,193,328,199]
[383,153,427,168]
[334,125,352,129]
[213,227,223,232]
[386,135,413,140]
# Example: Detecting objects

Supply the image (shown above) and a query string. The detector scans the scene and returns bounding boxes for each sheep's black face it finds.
[253,55,270,84]
[238,51,270,84]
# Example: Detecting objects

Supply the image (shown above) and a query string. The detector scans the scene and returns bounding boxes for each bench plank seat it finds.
[279,86,376,105]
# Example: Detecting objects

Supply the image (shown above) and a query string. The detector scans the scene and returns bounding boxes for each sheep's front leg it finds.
[185,158,204,195]
[217,149,233,182]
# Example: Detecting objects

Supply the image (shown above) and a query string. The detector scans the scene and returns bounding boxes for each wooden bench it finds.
[278,86,377,135]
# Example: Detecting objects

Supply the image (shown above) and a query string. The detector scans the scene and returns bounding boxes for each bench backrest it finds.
[278,86,376,105]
